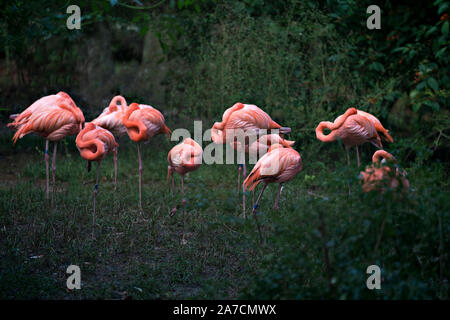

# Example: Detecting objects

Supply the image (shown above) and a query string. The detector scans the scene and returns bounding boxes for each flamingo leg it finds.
[92,161,101,238]
[252,190,255,208]
[274,183,283,210]
[114,148,118,189]
[252,182,268,245]
[137,143,143,213]
[242,161,247,219]
[356,145,360,167]
[345,146,352,195]
[181,175,187,245]
[172,174,175,194]
[346,146,350,166]
[237,165,242,192]
[51,142,57,208]
[45,140,49,200]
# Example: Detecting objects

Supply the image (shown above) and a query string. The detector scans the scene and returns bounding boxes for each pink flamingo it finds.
[8,91,85,206]
[76,123,118,236]
[360,150,409,194]
[122,102,172,212]
[92,95,128,187]
[167,138,203,244]
[315,107,382,167]
[243,143,303,242]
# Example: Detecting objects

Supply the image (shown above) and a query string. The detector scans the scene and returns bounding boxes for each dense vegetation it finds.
[0,0,449,299]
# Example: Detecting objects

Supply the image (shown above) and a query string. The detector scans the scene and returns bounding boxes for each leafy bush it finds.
[242,162,449,299]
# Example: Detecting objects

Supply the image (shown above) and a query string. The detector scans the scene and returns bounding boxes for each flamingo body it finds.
[244,144,302,191]
[8,91,84,143]
[75,123,118,162]
[92,96,128,138]
[168,138,203,177]
[211,102,290,144]
[334,109,393,143]
[123,103,171,142]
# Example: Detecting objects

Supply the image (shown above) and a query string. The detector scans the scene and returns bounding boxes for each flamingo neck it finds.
[123,104,147,142]
[372,150,396,164]
[211,123,226,144]
[315,122,337,142]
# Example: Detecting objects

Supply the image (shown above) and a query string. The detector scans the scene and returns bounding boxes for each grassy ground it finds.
[0,130,448,299]
[0,132,276,299]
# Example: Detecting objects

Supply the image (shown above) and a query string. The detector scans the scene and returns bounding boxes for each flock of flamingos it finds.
[7,91,409,242]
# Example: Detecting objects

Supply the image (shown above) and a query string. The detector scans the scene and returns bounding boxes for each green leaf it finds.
[435,47,447,58]
[412,102,422,112]
[416,81,427,91]
[409,90,419,99]
[425,101,440,111]
[438,3,449,15]
[427,77,439,91]
[442,21,449,36]
[425,26,437,37]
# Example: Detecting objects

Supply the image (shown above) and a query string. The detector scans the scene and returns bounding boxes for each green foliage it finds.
[242,162,449,299]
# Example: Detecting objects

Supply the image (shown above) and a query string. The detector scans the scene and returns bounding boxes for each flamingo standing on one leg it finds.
[7,91,85,206]
[122,102,172,213]
[243,143,302,243]
[211,102,291,217]
[92,95,129,187]
[315,107,382,167]
[236,133,295,205]
[167,138,203,244]
[333,109,394,166]
[360,150,409,193]
[76,123,118,237]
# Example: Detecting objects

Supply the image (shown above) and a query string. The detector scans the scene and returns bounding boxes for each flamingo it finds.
[76,123,118,236]
[91,95,128,187]
[243,143,302,243]
[360,150,409,193]
[234,133,295,204]
[167,137,203,244]
[315,107,382,167]
[122,102,172,212]
[333,109,393,165]
[7,91,85,206]
[211,102,291,217]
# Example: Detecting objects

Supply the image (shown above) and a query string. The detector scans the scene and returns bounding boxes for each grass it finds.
[0,130,448,299]
[0,133,270,299]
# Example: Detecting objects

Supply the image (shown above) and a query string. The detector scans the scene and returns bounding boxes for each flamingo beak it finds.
[279,127,291,134]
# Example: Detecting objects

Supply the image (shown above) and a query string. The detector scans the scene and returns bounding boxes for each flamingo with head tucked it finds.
[333,109,393,164]
[243,143,302,243]
[167,137,203,244]
[360,150,409,194]
[211,102,291,217]
[8,91,85,206]
[315,107,382,167]
[122,102,172,212]
[92,95,128,187]
[76,123,118,236]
